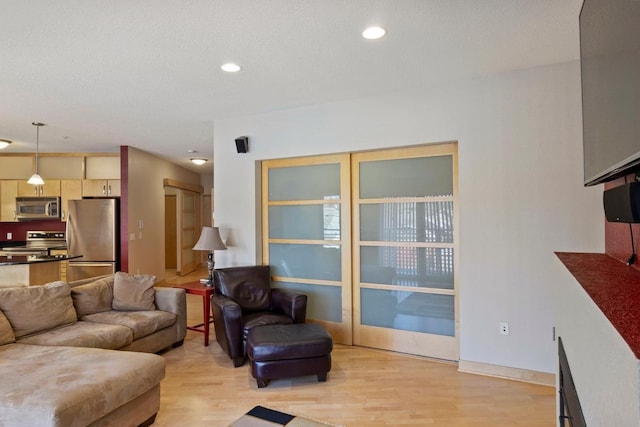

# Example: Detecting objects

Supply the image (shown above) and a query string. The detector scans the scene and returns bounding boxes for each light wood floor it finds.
[156,269,555,426]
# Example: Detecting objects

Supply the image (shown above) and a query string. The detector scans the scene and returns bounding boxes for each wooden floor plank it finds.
[156,269,555,426]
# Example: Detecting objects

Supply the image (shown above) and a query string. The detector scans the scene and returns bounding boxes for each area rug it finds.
[229,405,336,427]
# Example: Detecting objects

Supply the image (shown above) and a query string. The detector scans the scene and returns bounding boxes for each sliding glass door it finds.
[352,144,458,360]
[262,143,458,359]
[262,154,353,343]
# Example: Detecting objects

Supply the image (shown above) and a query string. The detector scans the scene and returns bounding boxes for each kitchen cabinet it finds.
[85,156,120,180]
[0,157,33,180]
[82,179,120,197]
[49,249,69,282]
[0,180,18,222]
[1,179,82,222]
[60,180,82,221]
[17,180,61,197]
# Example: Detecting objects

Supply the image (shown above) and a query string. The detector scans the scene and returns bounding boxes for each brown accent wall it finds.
[123,146,201,280]
[604,174,640,271]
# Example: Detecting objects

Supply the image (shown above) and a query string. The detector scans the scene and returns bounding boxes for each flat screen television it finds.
[580,0,640,186]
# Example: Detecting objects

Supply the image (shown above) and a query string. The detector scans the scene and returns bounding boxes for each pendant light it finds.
[27,122,45,186]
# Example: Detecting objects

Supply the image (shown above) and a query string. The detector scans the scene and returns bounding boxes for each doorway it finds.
[163,180,203,277]
[164,194,177,269]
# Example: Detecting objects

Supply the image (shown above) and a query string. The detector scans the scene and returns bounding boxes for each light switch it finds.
[6,233,12,240]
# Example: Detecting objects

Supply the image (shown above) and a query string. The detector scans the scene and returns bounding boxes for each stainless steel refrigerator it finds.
[66,198,120,281]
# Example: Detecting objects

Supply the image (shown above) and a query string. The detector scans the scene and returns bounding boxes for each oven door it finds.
[0,247,49,256]
[66,262,116,282]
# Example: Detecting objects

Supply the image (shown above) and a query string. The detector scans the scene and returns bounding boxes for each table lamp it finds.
[193,226,227,286]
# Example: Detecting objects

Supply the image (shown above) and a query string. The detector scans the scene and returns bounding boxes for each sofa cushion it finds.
[82,310,177,340]
[0,311,15,345]
[0,343,165,427]
[70,276,114,317]
[0,281,77,338]
[16,321,133,349]
[112,272,156,311]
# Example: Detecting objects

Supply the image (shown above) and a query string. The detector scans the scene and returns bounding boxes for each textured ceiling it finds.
[0,0,583,173]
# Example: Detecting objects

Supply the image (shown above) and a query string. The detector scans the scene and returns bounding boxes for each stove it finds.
[0,231,67,256]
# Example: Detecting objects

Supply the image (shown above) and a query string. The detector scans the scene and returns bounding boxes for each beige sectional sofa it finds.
[0,273,187,427]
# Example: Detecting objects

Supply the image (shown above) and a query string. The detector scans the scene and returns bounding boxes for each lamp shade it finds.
[27,173,45,185]
[193,226,227,251]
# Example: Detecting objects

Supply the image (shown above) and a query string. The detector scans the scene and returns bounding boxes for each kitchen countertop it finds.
[556,252,640,359]
[0,254,82,266]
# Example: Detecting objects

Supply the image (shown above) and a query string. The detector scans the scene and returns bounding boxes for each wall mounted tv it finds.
[580,0,640,186]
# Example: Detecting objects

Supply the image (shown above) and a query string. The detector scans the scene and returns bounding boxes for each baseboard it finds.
[458,359,556,387]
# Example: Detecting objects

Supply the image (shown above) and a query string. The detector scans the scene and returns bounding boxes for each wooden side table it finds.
[172,281,215,346]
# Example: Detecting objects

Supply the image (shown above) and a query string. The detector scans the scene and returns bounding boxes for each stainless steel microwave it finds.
[16,197,61,221]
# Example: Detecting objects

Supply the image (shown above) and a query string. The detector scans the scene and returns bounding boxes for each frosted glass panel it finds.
[183,213,194,228]
[361,289,454,336]
[269,204,340,240]
[270,244,341,281]
[360,155,453,198]
[361,246,453,289]
[269,164,340,201]
[183,230,195,247]
[182,249,193,263]
[360,201,453,243]
[183,193,195,209]
[273,281,342,322]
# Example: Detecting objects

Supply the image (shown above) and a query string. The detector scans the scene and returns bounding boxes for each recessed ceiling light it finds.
[362,26,386,40]
[190,158,208,165]
[0,139,12,149]
[221,63,242,73]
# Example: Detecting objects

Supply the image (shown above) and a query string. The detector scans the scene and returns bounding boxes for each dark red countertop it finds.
[556,252,640,359]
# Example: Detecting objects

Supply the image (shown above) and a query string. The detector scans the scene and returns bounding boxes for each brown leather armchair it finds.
[210,265,307,367]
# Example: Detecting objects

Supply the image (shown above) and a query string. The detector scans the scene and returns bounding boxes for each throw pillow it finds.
[0,281,77,338]
[0,311,15,345]
[112,272,156,311]
[70,276,115,317]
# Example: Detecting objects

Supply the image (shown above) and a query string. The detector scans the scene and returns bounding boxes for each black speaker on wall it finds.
[235,136,249,153]
[603,182,640,223]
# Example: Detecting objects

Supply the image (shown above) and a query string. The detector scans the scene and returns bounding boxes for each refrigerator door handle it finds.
[68,262,113,267]
[65,214,71,252]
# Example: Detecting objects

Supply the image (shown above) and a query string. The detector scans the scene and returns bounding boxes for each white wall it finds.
[213,61,604,373]
[553,258,640,425]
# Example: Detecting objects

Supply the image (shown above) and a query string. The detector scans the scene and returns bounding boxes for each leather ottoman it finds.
[246,323,333,388]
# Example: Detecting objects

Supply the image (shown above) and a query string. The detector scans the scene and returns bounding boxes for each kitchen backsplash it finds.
[0,220,65,242]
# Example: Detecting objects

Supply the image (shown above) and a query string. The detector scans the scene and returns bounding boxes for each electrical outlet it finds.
[6,233,11,240]
[499,321,510,336]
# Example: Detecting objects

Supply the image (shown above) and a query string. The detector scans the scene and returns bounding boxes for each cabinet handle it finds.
[108,184,111,195]
[102,185,107,195]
